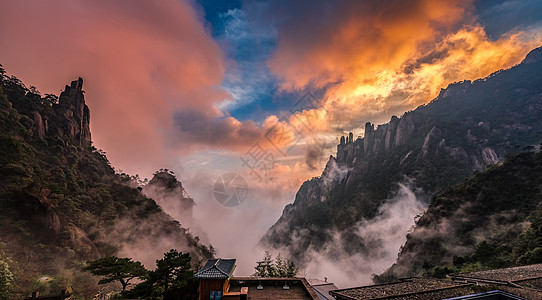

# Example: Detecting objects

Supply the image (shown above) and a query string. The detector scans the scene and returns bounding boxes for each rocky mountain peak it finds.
[334,113,412,168]
[53,77,91,145]
[148,170,183,189]
[143,170,195,223]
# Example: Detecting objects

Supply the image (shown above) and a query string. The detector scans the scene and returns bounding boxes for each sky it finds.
[1,0,542,282]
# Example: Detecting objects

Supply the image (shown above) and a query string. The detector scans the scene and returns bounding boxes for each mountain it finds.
[143,170,196,228]
[141,170,210,246]
[376,150,542,282]
[0,69,213,298]
[261,46,542,268]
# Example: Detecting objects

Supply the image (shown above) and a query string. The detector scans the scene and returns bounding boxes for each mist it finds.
[141,172,210,245]
[85,172,217,270]
[289,183,425,288]
[170,164,299,276]
[148,157,426,288]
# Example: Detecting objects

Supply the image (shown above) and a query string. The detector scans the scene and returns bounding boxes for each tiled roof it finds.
[452,264,542,282]
[330,278,464,299]
[194,258,236,279]
[330,264,542,299]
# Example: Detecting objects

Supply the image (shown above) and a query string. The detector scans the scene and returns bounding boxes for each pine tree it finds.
[151,249,194,298]
[275,254,287,277]
[83,256,147,291]
[253,252,297,278]
[286,261,298,277]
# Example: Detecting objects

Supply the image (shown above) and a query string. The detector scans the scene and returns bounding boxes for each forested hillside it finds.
[377,150,542,281]
[0,66,213,299]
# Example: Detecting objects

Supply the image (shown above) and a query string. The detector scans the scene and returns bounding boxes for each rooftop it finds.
[312,283,339,300]
[330,278,466,299]
[307,279,339,300]
[443,290,527,300]
[451,264,542,282]
[228,277,320,300]
[194,258,236,279]
[330,264,542,300]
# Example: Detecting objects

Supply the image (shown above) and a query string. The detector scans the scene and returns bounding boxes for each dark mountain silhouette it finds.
[0,69,213,298]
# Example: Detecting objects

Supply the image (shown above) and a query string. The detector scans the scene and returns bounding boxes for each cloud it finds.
[0,0,228,176]
[268,0,473,90]
[265,0,542,132]
[304,140,327,170]
[172,160,308,275]
[476,0,542,38]
[214,6,278,114]
[3,0,536,178]
[172,108,262,152]
[2,1,541,282]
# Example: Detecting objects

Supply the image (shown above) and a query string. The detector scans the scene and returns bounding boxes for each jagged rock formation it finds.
[261,46,542,267]
[27,77,91,146]
[336,131,360,165]
[54,77,91,145]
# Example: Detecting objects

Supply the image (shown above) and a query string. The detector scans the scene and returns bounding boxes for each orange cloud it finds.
[401,25,541,106]
[269,0,473,91]
[319,25,541,129]
[268,0,542,133]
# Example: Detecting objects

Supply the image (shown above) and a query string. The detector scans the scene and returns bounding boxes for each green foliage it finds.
[253,251,298,278]
[0,243,13,300]
[0,261,13,300]
[379,151,542,281]
[120,249,196,300]
[254,251,275,277]
[458,262,485,273]
[84,257,146,291]
[286,261,298,278]
[0,67,214,298]
[152,249,195,299]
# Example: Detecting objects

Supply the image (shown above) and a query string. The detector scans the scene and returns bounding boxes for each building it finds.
[330,277,472,299]
[227,277,320,300]
[444,290,527,300]
[194,258,237,300]
[195,258,320,300]
[195,259,542,299]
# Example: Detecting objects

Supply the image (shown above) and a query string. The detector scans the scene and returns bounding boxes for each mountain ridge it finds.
[261,46,542,271]
[0,69,213,298]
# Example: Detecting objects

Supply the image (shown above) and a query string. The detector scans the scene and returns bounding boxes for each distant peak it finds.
[148,170,183,190]
[521,46,542,64]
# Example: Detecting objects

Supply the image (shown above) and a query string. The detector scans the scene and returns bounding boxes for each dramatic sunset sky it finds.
[1,0,542,276]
